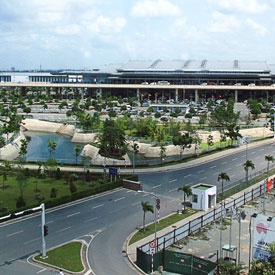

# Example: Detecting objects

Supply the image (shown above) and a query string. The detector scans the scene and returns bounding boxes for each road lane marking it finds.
[7,230,24,237]
[153,184,161,189]
[131,201,140,206]
[67,212,80,218]
[57,226,71,233]
[184,174,191,178]
[114,197,126,202]
[84,217,98,223]
[232,158,238,161]
[169,179,178,183]
[210,165,216,169]
[92,204,104,209]
[198,170,204,173]
[221,162,227,165]
[24,237,40,245]
[201,177,207,180]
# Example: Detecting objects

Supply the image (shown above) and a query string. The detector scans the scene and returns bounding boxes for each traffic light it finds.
[156,198,160,210]
[44,225,49,236]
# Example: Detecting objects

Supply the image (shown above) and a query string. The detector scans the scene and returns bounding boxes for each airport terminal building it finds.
[1,59,275,102]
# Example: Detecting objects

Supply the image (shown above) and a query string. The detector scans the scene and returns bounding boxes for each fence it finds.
[138,181,270,254]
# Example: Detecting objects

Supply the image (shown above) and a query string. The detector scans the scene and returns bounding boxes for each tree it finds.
[19,138,28,162]
[75,145,82,164]
[47,139,57,159]
[0,161,12,190]
[177,185,192,212]
[141,201,154,232]
[225,124,242,146]
[243,160,255,185]
[217,172,230,203]
[207,134,214,150]
[98,119,127,158]
[265,154,275,181]
[172,132,193,159]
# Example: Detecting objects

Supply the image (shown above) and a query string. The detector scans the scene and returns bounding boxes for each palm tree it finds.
[243,160,255,185]
[217,172,230,203]
[177,185,192,212]
[141,201,154,232]
[265,154,275,181]
[47,139,57,159]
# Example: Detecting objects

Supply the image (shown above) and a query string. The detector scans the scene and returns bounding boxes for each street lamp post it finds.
[138,190,160,274]
[248,213,257,271]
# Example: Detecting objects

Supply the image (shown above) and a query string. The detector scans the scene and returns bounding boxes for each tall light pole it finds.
[138,190,160,275]
[249,213,257,271]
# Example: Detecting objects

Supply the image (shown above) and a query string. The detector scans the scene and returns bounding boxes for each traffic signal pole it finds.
[41,203,47,258]
[0,203,47,259]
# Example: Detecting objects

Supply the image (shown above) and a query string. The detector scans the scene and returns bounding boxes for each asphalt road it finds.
[0,140,275,274]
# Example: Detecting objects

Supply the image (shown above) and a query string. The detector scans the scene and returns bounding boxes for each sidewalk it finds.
[125,139,275,274]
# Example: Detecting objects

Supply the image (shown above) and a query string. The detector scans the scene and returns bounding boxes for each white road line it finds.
[258,148,264,151]
[201,177,207,180]
[84,217,98,223]
[232,158,238,161]
[131,201,140,206]
[92,204,104,209]
[24,237,40,245]
[169,179,178,183]
[184,174,191,178]
[198,170,204,173]
[114,197,126,202]
[153,184,161,189]
[225,168,231,171]
[57,226,71,233]
[221,161,227,165]
[67,212,80,218]
[251,151,256,155]
[7,230,24,237]
[37,268,47,273]
[210,165,216,169]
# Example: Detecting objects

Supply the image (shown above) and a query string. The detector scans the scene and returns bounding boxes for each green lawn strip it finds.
[34,242,83,272]
[129,209,198,245]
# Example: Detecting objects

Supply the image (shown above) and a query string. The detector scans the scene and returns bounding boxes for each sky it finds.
[1,0,275,70]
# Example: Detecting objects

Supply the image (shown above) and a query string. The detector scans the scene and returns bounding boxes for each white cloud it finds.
[131,0,182,18]
[217,0,269,14]
[208,12,241,33]
[245,18,268,36]
[88,16,127,34]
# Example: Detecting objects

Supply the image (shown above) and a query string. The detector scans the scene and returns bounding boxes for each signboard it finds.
[109,167,119,176]
[252,214,275,261]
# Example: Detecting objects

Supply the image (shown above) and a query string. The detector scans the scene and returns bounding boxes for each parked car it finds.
[160,116,168,122]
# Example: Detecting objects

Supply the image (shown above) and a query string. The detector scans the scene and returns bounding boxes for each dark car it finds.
[160,116,168,122]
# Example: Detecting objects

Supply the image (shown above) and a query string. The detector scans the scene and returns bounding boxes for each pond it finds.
[25,132,83,164]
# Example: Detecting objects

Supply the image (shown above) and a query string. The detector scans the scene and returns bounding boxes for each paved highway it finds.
[0,140,274,274]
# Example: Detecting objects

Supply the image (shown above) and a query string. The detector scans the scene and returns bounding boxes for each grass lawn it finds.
[34,242,83,272]
[0,174,100,213]
[129,208,198,245]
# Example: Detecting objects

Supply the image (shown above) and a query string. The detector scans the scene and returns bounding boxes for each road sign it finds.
[149,240,156,249]
[109,167,119,176]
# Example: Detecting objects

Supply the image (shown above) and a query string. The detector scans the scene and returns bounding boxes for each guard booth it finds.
[191,184,217,211]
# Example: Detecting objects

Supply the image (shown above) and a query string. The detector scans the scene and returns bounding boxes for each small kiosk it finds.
[191,184,217,211]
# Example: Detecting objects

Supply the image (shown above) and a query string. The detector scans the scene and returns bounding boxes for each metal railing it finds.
[139,181,271,254]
